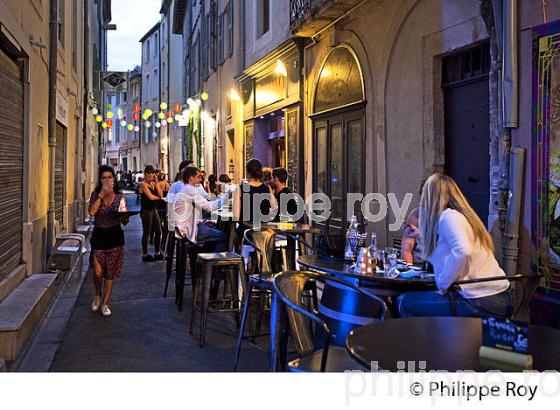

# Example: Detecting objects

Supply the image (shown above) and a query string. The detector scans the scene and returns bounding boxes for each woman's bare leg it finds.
[91,255,103,296]
[102,279,114,306]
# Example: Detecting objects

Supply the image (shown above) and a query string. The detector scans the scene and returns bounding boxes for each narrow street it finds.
[48,209,267,372]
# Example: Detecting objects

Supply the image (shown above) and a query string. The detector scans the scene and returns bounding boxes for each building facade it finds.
[140,22,162,170]
[0,0,106,364]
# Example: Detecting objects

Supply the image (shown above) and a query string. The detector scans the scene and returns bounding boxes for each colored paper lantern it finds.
[107,119,113,127]
[91,107,99,115]
[160,120,167,127]
[201,92,209,101]
[155,122,161,128]
[174,114,182,121]
[106,111,113,119]
[158,112,165,120]
[132,113,140,121]
[160,102,168,110]
[104,104,112,110]
[117,108,123,116]
[152,132,157,139]
[134,126,140,132]
[167,110,173,118]
[95,115,103,123]
[120,120,127,127]
[142,113,149,121]
[167,117,173,124]
[127,124,134,131]
[102,122,108,129]
[173,103,182,112]
[145,109,153,117]
[144,121,152,128]
[133,104,141,112]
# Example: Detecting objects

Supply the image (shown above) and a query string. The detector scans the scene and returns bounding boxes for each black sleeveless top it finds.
[238,182,272,229]
[140,184,159,211]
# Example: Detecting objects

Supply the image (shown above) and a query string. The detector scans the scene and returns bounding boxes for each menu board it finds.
[482,317,529,354]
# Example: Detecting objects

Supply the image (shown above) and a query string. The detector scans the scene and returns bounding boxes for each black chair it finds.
[232,228,317,370]
[173,229,206,311]
[447,274,542,319]
[273,271,387,372]
[190,252,246,348]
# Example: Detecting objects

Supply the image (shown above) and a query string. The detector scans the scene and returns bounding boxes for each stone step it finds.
[0,265,27,304]
[0,274,58,363]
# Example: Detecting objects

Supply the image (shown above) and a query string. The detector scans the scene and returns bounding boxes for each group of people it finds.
[87,159,513,321]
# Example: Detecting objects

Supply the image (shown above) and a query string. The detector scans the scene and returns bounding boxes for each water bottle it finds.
[344,215,358,261]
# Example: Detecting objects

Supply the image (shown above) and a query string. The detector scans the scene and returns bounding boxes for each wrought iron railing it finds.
[290,0,313,25]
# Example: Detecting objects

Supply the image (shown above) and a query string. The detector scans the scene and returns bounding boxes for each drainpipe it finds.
[47,0,58,255]
[500,0,520,272]
[503,147,525,276]
[82,0,90,221]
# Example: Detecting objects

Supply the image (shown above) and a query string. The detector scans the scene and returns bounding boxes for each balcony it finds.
[290,0,366,37]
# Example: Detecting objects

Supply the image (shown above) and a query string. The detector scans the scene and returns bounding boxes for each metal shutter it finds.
[0,49,23,278]
[55,123,65,224]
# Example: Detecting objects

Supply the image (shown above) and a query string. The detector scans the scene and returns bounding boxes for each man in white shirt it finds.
[174,166,233,251]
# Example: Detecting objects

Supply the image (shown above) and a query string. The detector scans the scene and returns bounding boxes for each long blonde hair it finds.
[419,173,493,259]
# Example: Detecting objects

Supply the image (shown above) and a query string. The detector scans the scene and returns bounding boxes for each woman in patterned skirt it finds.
[88,165,128,317]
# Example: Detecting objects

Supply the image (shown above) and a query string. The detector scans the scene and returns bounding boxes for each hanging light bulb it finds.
[120,120,127,127]
[158,112,165,120]
[91,107,99,115]
[167,117,173,124]
[106,111,114,119]
[160,102,168,110]
[127,124,134,131]
[155,122,161,128]
[102,122,108,129]
[95,115,103,123]
[201,92,209,101]
[134,125,140,132]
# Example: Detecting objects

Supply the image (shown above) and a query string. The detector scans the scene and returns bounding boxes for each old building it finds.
[140,22,162,169]
[0,0,106,365]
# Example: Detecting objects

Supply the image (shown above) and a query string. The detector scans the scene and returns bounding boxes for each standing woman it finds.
[157,171,170,250]
[88,165,128,317]
[397,173,513,318]
[140,165,164,262]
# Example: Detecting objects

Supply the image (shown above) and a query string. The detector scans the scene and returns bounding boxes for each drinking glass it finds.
[384,247,399,278]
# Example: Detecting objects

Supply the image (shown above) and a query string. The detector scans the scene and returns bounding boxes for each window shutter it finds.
[227,1,234,57]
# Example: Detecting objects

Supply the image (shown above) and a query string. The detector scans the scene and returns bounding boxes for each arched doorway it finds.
[312,46,366,252]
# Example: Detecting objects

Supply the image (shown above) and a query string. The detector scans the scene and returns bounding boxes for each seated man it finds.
[173,166,233,252]
[271,167,300,222]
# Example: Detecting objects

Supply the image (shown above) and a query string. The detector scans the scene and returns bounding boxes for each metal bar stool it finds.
[174,231,203,311]
[163,230,176,298]
[190,252,246,348]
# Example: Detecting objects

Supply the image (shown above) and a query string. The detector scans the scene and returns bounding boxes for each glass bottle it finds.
[369,232,378,271]
[344,215,358,261]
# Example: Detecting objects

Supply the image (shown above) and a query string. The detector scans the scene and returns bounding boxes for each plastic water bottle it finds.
[344,215,358,261]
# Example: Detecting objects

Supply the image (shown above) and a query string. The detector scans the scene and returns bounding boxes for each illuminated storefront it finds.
[237,39,304,192]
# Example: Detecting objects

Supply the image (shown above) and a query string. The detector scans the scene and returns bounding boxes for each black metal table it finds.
[346,316,560,371]
[297,254,436,292]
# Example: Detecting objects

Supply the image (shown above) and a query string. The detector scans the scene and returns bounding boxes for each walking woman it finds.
[140,165,164,262]
[397,173,513,318]
[88,165,128,317]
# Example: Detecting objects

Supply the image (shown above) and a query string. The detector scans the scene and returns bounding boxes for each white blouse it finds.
[428,209,509,299]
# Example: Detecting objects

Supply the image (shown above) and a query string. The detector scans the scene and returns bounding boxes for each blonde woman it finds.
[397,174,513,318]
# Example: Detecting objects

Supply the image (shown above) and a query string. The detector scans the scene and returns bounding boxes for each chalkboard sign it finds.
[482,317,529,354]
[286,106,299,193]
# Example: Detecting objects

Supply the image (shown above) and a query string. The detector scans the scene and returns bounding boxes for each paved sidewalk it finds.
[49,214,268,372]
